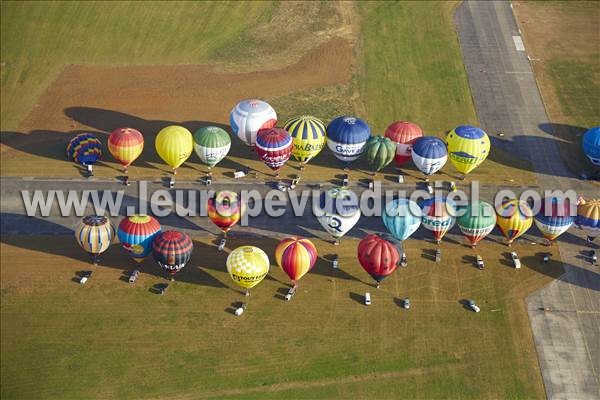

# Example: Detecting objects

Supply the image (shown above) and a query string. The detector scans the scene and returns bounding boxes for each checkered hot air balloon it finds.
[108,127,144,173]
[457,201,497,247]
[75,215,115,265]
[534,197,574,245]
[384,121,423,166]
[275,237,318,287]
[283,115,326,166]
[67,133,103,165]
[152,230,193,278]
[226,246,270,295]
[207,190,245,237]
[230,99,277,146]
[255,128,292,176]
[495,199,533,246]
[358,234,401,288]
[117,215,162,265]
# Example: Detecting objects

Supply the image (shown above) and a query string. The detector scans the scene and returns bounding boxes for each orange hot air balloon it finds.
[207,190,245,238]
[275,237,318,287]
[108,128,144,173]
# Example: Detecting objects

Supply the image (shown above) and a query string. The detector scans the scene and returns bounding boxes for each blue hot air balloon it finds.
[534,197,574,244]
[411,136,448,176]
[582,127,600,166]
[326,116,371,164]
[382,198,421,241]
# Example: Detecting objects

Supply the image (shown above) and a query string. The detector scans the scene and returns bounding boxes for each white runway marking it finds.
[512,35,525,51]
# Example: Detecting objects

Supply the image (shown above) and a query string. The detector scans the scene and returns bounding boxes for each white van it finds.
[365,292,371,305]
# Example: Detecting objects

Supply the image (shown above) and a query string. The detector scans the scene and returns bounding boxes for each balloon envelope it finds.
[108,128,144,168]
[446,125,490,175]
[155,125,193,170]
[227,246,270,289]
[382,198,421,241]
[67,133,103,165]
[255,128,293,172]
[230,99,277,146]
[275,237,318,283]
[326,116,371,162]
[117,215,162,263]
[582,127,600,166]
[284,116,326,164]
[457,201,497,246]
[357,234,400,283]
[495,199,533,244]
[193,126,231,168]
[207,190,245,235]
[385,121,423,166]
[577,198,600,240]
[152,230,193,275]
[314,187,361,239]
[411,136,448,176]
[365,136,396,172]
[534,197,574,242]
[420,197,456,243]
[75,215,115,256]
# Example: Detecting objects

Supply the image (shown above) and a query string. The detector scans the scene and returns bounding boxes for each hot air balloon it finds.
[326,116,371,167]
[108,127,144,173]
[382,198,421,242]
[365,136,396,173]
[117,215,162,265]
[193,126,231,170]
[411,136,448,178]
[534,197,574,244]
[255,128,292,176]
[230,99,277,146]
[576,198,600,243]
[152,230,193,280]
[226,246,270,296]
[495,199,533,246]
[314,186,361,244]
[275,237,318,288]
[420,197,456,244]
[67,133,103,165]
[582,126,600,166]
[384,121,423,166]
[357,234,401,288]
[207,190,245,239]
[155,125,193,174]
[457,201,497,247]
[283,115,326,168]
[75,215,115,265]
[446,125,490,177]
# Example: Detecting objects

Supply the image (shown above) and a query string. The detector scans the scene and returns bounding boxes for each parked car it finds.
[426,184,434,195]
[128,268,140,283]
[234,170,246,179]
[403,297,411,309]
[285,287,297,301]
[449,181,457,191]
[400,252,408,267]
[277,182,287,191]
[235,303,247,316]
[342,174,349,187]
[510,252,521,269]
[467,299,480,313]
[365,292,371,306]
[218,238,226,251]
[397,175,404,184]
[476,255,484,270]
[79,270,92,284]
[543,254,550,263]
[590,250,597,264]
[332,254,339,269]
[435,248,441,263]
[158,283,169,295]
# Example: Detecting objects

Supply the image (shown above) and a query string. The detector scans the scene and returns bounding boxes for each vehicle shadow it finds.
[349,292,365,305]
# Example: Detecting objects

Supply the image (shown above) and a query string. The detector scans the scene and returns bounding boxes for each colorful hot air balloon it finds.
[275,237,318,287]
[75,215,115,265]
[155,125,193,174]
[230,99,277,146]
[382,198,421,242]
[193,126,231,169]
[582,126,600,166]
[495,199,533,246]
[577,198,600,243]
[207,190,245,237]
[457,201,497,247]
[67,133,103,165]
[420,197,456,244]
[226,246,270,295]
[152,230,193,278]
[446,125,490,176]
[255,128,292,175]
[384,121,423,166]
[283,115,326,166]
[108,127,144,173]
[314,186,361,244]
[411,136,448,177]
[117,215,162,265]
[365,136,396,173]
[534,197,574,244]
[326,116,371,165]
[357,234,400,288]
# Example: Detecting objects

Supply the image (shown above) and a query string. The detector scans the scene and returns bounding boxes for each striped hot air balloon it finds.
[230,99,277,146]
[117,215,162,264]
[314,186,361,244]
[155,125,193,174]
[382,198,421,242]
[326,116,371,165]
[411,136,448,177]
[534,197,574,244]
[577,198,600,243]
[457,201,497,247]
[357,234,401,287]
[255,128,292,175]
[193,126,231,169]
[226,246,270,295]
[582,127,600,166]
[108,127,144,173]
[495,199,533,246]
[152,230,193,278]
[446,125,490,176]
[365,136,396,172]
[75,215,115,265]
[420,197,456,244]
[283,115,326,166]
[67,133,103,165]
[207,190,245,237]
[384,121,423,166]
[275,237,318,287]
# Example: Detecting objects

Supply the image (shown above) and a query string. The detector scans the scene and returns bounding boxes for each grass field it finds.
[513,1,600,174]
[1,234,561,399]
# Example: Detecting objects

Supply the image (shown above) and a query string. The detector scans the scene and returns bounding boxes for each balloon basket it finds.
[245,290,250,297]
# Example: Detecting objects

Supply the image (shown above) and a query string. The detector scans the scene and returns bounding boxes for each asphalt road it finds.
[455,2,599,399]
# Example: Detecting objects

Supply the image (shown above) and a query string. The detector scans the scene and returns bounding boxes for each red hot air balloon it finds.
[207,190,245,238]
[275,237,318,287]
[255,128,292,177]
[357,234,400,288]
[384,121,423,166]
[152,230,193,280]
[108,127,144,173]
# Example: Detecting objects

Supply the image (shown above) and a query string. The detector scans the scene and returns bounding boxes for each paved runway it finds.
[455,2,599,399]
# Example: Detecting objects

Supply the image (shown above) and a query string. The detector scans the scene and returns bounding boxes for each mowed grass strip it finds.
[1,235,558,399]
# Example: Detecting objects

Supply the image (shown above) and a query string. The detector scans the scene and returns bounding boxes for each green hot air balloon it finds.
[365,136,396,173]
[457,201,497,247]
[193,126,231,169]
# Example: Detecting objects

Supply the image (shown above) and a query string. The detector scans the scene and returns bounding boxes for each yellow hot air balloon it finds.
[446,125,490,176]
[155,125,193,174]
[226,246,270,295]
[495,199,533,245]
[283,116,326,167]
